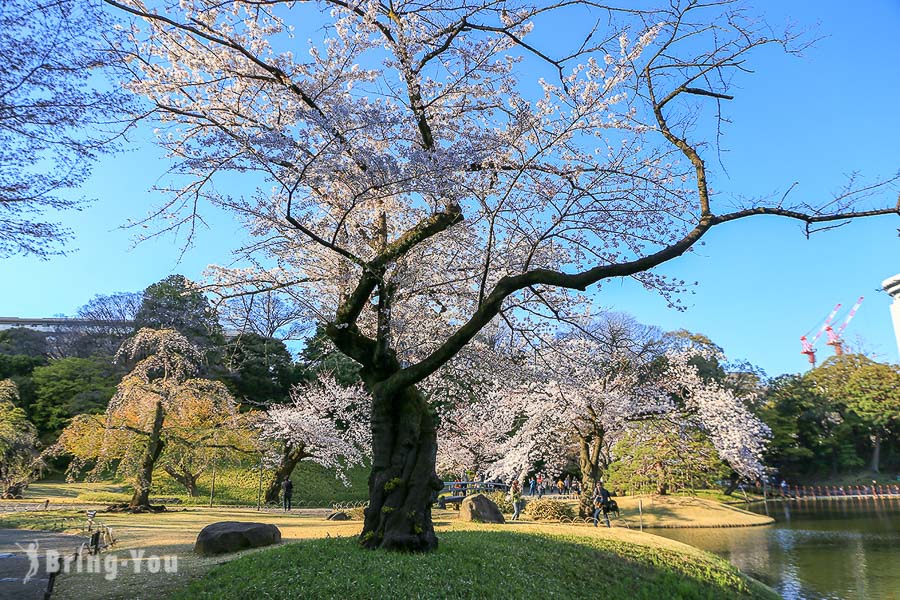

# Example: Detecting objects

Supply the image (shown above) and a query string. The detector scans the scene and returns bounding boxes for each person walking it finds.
[593,483,611,528]
[510,480,523,521]
[281,477,294,511]
[529,477,536,496]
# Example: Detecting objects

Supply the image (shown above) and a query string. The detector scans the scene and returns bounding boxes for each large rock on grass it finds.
[194,521,282,556]
[459,494,505,524]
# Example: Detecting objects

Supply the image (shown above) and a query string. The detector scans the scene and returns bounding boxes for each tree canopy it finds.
[0,0,129,258]
[0,380,42,497]
[135,275,223,348]
[101,0,900,551]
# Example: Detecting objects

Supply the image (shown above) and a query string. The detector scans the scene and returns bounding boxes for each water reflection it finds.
[650,497,900,599]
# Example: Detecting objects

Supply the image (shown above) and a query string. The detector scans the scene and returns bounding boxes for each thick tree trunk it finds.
[578,436,603,518]
[360,385,442,552]
[870,434,882,473]
[263,443,308,504]
[723,471,740,496]
[130,400,165,508]
[163,466,201,497]
[655,462,668,496]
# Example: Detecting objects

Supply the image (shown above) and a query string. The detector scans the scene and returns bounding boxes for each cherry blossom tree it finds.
[470,333,673,516]
[661,351,770,481]
[258,373,370,503]
[157,386,255,497]
[104,0,898,550]
[437,331,768,516]
[434,389,511,478]
[0,0,129,258]
[56,328,241,509]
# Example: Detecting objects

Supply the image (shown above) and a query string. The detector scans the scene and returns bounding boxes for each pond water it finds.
[650,497,900,599]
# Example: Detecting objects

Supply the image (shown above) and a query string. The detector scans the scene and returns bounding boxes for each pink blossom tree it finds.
[258,373,371,503]
[433,328,768,516]
[103,0,897,550]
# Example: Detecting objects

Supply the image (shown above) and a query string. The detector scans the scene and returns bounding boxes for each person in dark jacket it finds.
[281,478,294,511]
[592,483,611,528]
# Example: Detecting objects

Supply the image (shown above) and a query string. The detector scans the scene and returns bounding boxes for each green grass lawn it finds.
[0,509,85,532]
[22,462,370,508]
[172,529,777,600]
[5,501,776,599]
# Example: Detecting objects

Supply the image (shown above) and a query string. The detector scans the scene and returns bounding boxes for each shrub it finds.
[347,505,367,520]
[487,491,514,513]
[523,498,575,521]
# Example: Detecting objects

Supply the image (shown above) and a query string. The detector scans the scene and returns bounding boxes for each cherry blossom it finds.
[102,0,895,549]
[260,373,371,484]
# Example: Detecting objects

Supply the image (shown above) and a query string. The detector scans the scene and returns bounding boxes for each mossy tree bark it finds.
[578,434,605,518]
[359,384,443,552]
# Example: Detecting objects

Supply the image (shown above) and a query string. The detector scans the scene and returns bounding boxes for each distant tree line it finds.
[761,355,900,478]
[0,274,364,501]
[0,275,896,503]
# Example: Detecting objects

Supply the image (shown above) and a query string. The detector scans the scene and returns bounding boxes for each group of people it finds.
[509,476,617,527]
[526,474,582,498]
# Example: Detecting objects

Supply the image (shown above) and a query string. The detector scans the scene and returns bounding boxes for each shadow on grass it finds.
[171,529,776,600]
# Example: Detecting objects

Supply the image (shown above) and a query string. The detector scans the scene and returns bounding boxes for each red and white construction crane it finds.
[800,304,841,366]
[825,296,864,356]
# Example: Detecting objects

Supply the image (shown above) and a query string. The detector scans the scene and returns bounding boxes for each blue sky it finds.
[2,0,898,376]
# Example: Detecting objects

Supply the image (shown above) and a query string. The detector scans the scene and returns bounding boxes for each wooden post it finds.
[639,499,643,532]
[256,452,263,511]
[209,453,217,508]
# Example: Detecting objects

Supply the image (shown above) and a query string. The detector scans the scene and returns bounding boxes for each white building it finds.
[883,274,900,360]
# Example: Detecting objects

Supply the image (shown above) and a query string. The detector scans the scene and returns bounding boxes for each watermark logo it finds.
[15,541,177,582]
[16,541,39,584]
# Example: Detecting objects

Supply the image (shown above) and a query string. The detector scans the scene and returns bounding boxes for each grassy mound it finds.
[173,530,776,600]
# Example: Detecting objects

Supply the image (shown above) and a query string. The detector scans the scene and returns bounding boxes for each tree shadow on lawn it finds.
[172,529,774,600]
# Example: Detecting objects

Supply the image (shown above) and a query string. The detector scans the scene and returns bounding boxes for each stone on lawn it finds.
[459,494,505,524]
[194,521,282,556]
